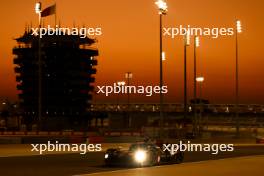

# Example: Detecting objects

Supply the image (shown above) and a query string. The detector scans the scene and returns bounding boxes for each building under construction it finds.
[13,29,99,130]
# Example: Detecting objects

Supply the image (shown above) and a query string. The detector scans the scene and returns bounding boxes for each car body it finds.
[104,143,184,167]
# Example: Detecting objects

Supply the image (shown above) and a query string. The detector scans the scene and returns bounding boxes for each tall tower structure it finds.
[13,30,99,129]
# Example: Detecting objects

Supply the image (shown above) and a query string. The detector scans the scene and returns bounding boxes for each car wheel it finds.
[147,153,158,166]
[174,152,184,164]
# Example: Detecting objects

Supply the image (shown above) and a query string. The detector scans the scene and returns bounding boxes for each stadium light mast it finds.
[35,2,42,129]
[183,31,190,120]
[125,72,133,127]
[35,2,42,26]
[117,81,126,110]
[193,36,200,135]
[196,76,204,134]
[235,20,242,137]
[155,0,167,136]
[162,51,166,61]
[125,72,133,106]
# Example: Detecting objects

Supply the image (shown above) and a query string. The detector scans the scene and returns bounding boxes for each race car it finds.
[104,142,184,167]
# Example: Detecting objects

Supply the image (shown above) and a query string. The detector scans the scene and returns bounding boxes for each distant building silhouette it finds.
[13,29,98,130]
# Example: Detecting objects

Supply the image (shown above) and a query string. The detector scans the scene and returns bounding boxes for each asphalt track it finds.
[0,146,263,176]
[79,155,264,176]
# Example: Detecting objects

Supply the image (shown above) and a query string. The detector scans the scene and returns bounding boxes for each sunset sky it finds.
[0,0,263,104]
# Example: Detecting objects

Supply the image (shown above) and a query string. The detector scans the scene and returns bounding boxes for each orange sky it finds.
[0,0,264,104]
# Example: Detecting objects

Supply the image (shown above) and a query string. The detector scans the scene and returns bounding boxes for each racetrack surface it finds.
[78,155,264,176]
[0,145,263,176]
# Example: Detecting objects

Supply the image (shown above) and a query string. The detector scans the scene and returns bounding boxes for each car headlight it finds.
[134,150,147,163]
[104,153,109,159]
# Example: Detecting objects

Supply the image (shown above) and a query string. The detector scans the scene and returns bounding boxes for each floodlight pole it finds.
[35,2,42,129]
[159,13,164,134]
[198,79,203,134]
[183,35,189,120]
[235,21,239,138]
[155,0,168,137]
[193,37,197,135]
[125,72,132,127]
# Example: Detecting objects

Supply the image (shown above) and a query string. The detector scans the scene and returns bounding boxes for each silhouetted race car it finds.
[104,143,184,167]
